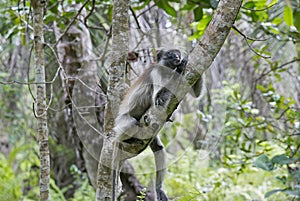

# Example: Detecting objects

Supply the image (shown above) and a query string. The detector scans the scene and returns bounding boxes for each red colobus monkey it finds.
[113,49,202,201]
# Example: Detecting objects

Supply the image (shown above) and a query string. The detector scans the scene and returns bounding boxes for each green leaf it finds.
[253,154,274,171]
[181,4,195,11]
[256,84,266,92]
[283,5,294,26]
[275,176,287,184]
[154,0,177,17]
[274,73,281,81]
[294,10,300,32]
[271,154,291,165]
[243,2,255,9]
[272,17,282,25]
[193,6,203,21]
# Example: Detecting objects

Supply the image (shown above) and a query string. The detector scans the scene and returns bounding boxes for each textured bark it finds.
[31,0,50,201]
[53,18,94,196]
[96,0,130,200]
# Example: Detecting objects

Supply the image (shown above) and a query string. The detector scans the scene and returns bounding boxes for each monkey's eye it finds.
[166,52,180,60]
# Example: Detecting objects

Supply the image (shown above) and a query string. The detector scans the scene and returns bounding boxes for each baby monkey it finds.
[113,49,202,201]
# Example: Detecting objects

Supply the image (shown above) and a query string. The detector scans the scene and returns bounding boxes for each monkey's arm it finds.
[114,79,152,141]
[150,136,168,201]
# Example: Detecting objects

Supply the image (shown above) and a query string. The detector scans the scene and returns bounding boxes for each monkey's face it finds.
[163,49,182,68]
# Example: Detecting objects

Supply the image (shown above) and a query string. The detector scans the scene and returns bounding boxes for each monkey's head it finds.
[157,49,182,69]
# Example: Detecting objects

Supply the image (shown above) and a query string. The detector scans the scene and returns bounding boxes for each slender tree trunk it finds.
[96,0,130,200]
[31,0,50,200]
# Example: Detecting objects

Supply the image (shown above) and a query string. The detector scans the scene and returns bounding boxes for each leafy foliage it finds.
[0,153,22,201]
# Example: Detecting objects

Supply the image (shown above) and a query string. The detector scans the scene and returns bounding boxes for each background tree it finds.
[31,0,50,200]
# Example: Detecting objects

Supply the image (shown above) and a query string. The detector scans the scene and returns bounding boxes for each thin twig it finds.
[233,25,271,59]
[255,58,300,81]
[242,3,276,12]
[136,4,155,18]
[130,6,141,29]
[27,45,36,100]
[48,102,72,112]
[82,0,108,31]
[233,25,269,41]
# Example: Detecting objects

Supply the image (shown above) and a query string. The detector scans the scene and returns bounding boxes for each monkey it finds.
[115,49,202,141]
[112,49,202,201]
[114,49,187,140]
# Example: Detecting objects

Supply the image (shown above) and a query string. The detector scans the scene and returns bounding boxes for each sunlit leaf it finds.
[256,84,266,92]
[283,5,293,26]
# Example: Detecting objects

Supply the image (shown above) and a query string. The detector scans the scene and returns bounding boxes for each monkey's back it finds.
[118,67,154,121]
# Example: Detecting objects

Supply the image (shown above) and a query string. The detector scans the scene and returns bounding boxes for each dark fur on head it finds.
[157,49,187,73]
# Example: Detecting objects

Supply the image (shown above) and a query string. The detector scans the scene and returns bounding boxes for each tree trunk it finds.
[31,0,50,200]
[96,0,130,200]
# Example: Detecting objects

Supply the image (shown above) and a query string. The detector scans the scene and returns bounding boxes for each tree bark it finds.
[31,0,50,201]
[96,0,130,200]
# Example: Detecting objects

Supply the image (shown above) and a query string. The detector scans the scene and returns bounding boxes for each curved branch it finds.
[255,58,300,81]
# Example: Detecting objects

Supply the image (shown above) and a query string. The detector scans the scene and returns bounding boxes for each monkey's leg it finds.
[150,136,168,201]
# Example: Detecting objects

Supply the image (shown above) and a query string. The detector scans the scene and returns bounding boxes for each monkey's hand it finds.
[176,56,188,74]
[157,188,168,201]
[155,87,172,107]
